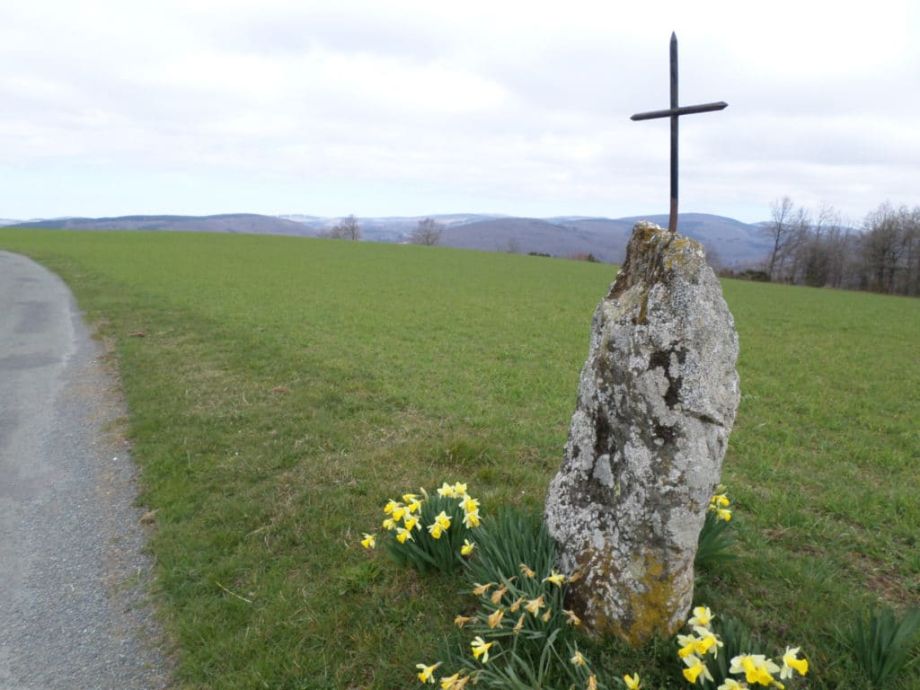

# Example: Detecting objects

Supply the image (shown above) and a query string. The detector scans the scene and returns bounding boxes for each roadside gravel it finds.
[0,251,171,690]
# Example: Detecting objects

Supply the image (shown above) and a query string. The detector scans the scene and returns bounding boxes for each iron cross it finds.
[631,33,727,233]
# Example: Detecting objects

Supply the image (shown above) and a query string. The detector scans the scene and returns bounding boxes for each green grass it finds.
[1,229,917,689]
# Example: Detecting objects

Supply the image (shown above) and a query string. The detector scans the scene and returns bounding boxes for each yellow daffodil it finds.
[689,606,714,628]
[716,508,732,522]
[780,647,808,679]
[396,527,413,544]
[525,595,545,615]
[382,517,397,530]
[360,533,376,549]
[623,673,641,690]
[460,539,475,556]
[692,626,724,657]
[471,582,495,597]
[392,505,407,521]
[677,633,698,659]
[439,672,460,689]
[452,482,468,497]
[407,498,423,513]
[402,492,419,504]
[543,570,565,586]
[541,608,552,623]
[383,499,400,515]
[463,511,481,529]
[519,563,536,578]
[717,680,744,690]
[437,482,457,498]
[470,636,494,663]
[730,654,781,686]
[563,609,582,626]
[512,613,525,634]
[416,662,441,684]
[487,608,504,629]
[490,585,508,604]
[711,493,730,508]
[570,650,587,667]
[403,515,420,531]
[509,596,525,613]
[461,496,480,514]
[453,614,472,628]
[587,674,598,690]
[427,522,444,539]
[682,655,714,685]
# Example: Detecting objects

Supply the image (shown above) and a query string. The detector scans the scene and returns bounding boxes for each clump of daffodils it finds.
[360,481,484,573]
[677,606,809,689]
[708,488,733,522]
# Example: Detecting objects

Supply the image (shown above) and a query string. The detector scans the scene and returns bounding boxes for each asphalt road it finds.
[0,251,169,689]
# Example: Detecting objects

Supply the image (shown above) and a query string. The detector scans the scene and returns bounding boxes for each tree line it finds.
[320,215,444,245]
[753,197,920,296]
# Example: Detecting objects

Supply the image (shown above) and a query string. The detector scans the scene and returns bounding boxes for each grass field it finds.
[1,229,917,689]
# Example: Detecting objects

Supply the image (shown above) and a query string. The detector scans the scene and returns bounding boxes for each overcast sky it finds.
[1,0,918,223]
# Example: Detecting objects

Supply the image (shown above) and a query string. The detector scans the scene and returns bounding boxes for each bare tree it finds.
[764,197,797,281]
[862,203,902,293]
[328,214,361,240]
[409,217,443,246]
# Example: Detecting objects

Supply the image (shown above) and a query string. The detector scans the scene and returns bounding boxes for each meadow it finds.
[0,229,917,689]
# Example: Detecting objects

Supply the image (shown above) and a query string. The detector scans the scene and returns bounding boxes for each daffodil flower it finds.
[392,505,407,522]
[541,608,552,622]
[487,608,504,629]
[489,585,508,605]
[570,650,587,667]
[623,673,641,690]
[416,661,441,684]
[452,482,468,496]
[730,654,780,686]
[519,563,536,578]
[383,499,400,515]
[382,517,397,530]
[437,482,457,498]
[396,527,413,544]
[509,597,525,613]
[427,522,444,539]
[453,615,472,628]
[403,515,419,531]
[460,539,475,556]
[512,613,525,634]
[402,492,419,504]
[470,636,494,663]
[461,496,480,514]
[434,511,451,529]
[360,533,376,549]
[406,499,423,513]
[542,570,565,586]
[524,595,545,615]
[563,609,582,626]
[472,582,495,597]
[439,672,460,689]
[462,511,481,529]
[692,626,723,657]
[780,646,808,679]
[711,493,730,507]
[717,680,744,690]
[716,508,732,522]
[587,674,598,690]
[677,633,698,658]
[688,606,714,628]
[682,655,714,685]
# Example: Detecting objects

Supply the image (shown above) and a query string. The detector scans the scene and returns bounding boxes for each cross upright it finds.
[631,32,727,234]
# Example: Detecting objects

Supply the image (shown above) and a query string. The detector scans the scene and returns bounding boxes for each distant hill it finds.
[12,212,773,267]
[16,214,310,235]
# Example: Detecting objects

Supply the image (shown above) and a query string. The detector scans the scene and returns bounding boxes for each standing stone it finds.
[544,221,740,646]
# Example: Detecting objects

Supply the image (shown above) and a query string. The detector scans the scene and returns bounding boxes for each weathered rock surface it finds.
[544,221,740,645]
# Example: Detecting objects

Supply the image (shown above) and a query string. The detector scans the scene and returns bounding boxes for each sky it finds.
[1,0,918,224]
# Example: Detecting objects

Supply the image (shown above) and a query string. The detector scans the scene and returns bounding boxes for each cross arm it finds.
[630,101,728,121]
